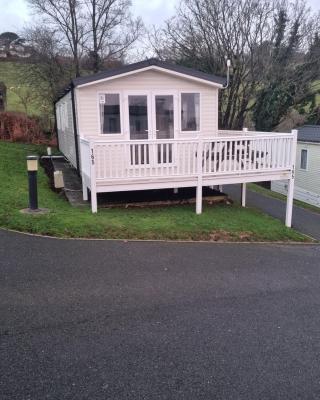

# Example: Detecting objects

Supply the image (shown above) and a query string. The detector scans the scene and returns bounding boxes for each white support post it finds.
[285,129,297,228]
[196,140,203,214]
[174,188,178,194]
[285,178,294,227]
[91,189,97,213]
[209,185,214,190]
[90,143,98,213]
[241,183,246,207]
[82,178,88,201]
[196,185,202,214]
[218,185,223,192]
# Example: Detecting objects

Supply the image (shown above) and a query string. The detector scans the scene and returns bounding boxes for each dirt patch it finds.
[209,230,254,242]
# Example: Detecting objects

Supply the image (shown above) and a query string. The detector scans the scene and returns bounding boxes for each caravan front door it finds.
[127,91,177,166]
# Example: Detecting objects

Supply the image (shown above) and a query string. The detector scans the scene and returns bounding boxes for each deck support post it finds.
[285,178,294,227]
[82,179,88,201]
[91,189,97,213]
[196,140,203,214]
[89,143,97,213]
[218,185,223,192]
[174,188,178,194]
[196,183,202,214]
[285,129,297,228]
[241,183,246,207]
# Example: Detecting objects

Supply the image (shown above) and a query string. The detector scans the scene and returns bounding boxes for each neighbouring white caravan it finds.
[55,59,297,226]
[272,125,320,208]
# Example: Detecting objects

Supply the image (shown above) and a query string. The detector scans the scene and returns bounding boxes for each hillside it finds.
[0,61,40,115]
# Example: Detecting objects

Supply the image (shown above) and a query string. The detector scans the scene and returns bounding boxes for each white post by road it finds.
[285,129,297,227]
[285,179,294,227]
[241,183,246,207]
[196,140,203,214]
[90,143,98,213]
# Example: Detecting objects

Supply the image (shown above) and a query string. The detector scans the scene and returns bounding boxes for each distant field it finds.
[0,61,40,115]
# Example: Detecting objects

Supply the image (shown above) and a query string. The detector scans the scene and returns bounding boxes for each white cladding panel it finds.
[75,69,219,139]
[56,92,77,168]
[295,142,320,195]
[271,141,320,207]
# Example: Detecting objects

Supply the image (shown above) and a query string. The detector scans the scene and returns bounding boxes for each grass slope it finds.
[0,61,40,115]
[0,141,309,241]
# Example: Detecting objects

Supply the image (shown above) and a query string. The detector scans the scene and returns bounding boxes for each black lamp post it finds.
[26,155,39,210]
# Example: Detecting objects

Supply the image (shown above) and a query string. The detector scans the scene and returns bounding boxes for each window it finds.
[100,93,121,134]
[300,149,308,170]
[181,93,200,131]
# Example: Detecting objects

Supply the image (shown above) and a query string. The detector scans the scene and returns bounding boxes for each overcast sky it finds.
[0,0,319,34]
[0,0,177,33]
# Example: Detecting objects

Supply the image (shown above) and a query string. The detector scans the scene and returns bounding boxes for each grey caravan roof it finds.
[72,58,226,87]
[298,125,320,143]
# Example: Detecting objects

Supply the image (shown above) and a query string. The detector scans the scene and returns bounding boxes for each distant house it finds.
[271,125,320,208]
[0,33,31,59]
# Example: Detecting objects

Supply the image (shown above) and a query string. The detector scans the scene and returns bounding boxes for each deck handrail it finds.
[81,132,294,145]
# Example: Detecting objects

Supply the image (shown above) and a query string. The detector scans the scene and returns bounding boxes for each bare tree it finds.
[9,85,36,114]
[149,0,319,130]
[19,26,73,117]
[83,0,143,72]
[27,0,85,77]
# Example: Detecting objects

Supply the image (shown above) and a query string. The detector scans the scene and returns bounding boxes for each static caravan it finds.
[55,59,297,226]
[272,125,320,208]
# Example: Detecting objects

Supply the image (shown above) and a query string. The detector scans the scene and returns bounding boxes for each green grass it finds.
[0,61,40,115]
[248,183,320,215]
[0,141,311,242]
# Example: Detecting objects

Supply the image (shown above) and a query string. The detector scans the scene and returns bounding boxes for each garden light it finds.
[26,155,39,210]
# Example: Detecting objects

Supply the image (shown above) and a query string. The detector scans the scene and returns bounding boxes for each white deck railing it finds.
[80,129,297,223]
[80,131,296,182]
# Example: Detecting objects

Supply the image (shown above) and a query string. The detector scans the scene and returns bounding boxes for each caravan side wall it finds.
[55,91,77,169]
[271,141,320,208]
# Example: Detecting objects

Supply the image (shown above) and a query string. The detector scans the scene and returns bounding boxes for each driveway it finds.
[1,229,320,399]
[224,184,320,240]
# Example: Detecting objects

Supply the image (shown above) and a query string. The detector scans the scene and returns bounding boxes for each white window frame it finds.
[300,148,308,171]
[97,91,124,137]
[124,90,152,141]
[179,91,201,134]
[151,90,178,141]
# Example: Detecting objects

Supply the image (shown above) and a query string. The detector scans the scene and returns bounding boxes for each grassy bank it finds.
[0,141,310,242]
[0,61,40,115]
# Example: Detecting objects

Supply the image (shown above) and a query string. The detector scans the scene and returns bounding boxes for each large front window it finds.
[100,93,121,134]
[181,93,200,131]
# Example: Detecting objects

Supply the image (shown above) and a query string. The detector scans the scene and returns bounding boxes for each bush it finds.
[0,111,56,145]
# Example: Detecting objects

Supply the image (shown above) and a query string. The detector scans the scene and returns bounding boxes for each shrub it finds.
[0,111,56,145]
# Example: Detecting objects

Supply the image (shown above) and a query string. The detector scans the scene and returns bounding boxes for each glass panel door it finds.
[155,95,174,139]
[129,95,148,140]
[155,95,174,164]
[129,95,149,165]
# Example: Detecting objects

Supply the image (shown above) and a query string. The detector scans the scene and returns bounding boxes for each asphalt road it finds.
[1,229,320,399]
[225,184,320,240]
